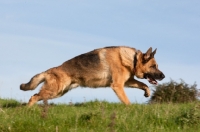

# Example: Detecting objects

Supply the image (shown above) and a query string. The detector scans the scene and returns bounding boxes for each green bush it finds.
[149,79,200,103]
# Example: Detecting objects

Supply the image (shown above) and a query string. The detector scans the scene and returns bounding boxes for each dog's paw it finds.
[144,90,150,97]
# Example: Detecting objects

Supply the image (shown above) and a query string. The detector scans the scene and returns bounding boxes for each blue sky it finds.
[0,1,200,104]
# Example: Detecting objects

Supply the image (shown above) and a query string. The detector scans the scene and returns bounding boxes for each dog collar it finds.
[133,51,137,73]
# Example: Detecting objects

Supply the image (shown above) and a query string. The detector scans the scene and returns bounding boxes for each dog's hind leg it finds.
[27,85,58,107]
[28,93,42,107]
[27,73,71,107]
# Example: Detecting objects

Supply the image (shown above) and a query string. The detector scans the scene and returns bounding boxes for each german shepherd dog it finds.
[20,46,165,106]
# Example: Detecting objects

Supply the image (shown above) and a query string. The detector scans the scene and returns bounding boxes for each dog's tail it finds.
[20,72,46,91]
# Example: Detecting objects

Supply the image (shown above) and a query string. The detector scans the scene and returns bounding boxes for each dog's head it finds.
[134,47,165,85]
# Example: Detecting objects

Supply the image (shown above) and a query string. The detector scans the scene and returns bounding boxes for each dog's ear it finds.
[151,48,157,58]
[144,47,152,61]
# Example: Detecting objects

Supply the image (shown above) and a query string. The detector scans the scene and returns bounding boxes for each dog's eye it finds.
[150,65,156,69]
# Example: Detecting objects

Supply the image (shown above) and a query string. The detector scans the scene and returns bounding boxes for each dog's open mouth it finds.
[144,74,158,85]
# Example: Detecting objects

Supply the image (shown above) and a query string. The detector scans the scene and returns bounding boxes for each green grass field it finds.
[0,98,200,132]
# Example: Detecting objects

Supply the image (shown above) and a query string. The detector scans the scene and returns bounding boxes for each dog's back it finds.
[59,46,136,87]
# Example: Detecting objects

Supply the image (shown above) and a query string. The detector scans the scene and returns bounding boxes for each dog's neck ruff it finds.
[133,51,138,73]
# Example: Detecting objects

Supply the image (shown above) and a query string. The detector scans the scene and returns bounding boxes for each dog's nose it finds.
[160,73,165,79]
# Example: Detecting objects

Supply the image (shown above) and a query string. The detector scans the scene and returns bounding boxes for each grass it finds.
[0,98,200,132]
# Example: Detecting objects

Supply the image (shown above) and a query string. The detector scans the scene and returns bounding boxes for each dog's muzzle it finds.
[144,72,165,85]
[160,73,165,80]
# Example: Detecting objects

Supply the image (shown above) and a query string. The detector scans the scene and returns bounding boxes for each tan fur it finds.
[20,46,165,106]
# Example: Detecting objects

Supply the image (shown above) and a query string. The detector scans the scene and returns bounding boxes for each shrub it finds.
[149,79,200,103]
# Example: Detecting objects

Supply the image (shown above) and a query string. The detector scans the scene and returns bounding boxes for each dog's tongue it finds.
[147,77,158,85]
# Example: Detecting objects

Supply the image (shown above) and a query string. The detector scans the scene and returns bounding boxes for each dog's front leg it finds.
[125,78,150,97]
[111,83,131,105]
